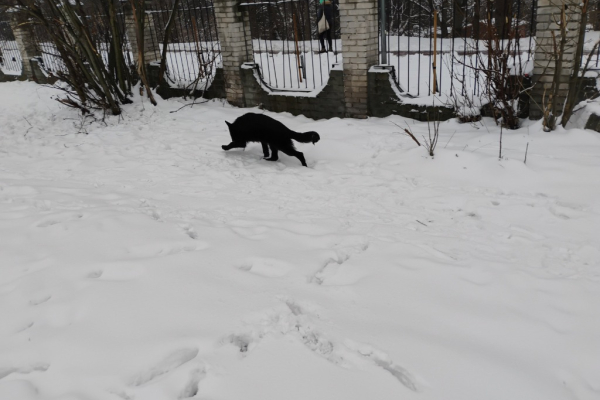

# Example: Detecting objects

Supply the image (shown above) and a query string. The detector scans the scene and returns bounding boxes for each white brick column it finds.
[339,0,379,118]
[8,10,39,80]
[213,0,252,107]
[530,0,582,120]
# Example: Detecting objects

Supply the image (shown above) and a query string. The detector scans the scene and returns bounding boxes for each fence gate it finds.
[0,17,21,75]
[243,0,340,91]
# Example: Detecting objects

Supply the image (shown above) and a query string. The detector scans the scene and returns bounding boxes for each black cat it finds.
[222,113,320,167]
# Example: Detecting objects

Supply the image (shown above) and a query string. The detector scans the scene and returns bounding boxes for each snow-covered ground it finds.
[0,82,599,400]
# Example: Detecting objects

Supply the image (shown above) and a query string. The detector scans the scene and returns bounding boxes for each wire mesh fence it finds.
[243,0,341,91]
[0,17,21,74]
[380,0,538,98]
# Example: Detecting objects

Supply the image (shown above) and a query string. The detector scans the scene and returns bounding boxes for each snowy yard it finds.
[0,82,599,400]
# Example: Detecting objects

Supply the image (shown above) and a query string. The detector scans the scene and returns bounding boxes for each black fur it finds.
[221,113,320,167]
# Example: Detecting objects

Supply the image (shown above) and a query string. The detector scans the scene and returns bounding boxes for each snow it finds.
[0,81,600,400]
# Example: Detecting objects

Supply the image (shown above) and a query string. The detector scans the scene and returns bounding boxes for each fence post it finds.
[123,1,161,67]
[529,0,582,120]
[379,0,386,65]
[212,0,250,107]
[7,9,39,80]
[339,0,379,118]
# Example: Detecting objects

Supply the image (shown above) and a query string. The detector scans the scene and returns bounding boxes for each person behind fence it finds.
[317,0,334,53]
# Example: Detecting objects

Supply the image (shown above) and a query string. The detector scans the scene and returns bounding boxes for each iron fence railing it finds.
[582,7,600,70]
[243,0,340,91]
[31,24,68,74]
[380,0,538,98]
[3,0,220,88]
[146,0,221,89]
[0,18,22,74]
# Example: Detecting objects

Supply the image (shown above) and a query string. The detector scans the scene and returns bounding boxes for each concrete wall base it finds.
[240,63,346,120]
[149,64,226,101]
[368,66,455,121]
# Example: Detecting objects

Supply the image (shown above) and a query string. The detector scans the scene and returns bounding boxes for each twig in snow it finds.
[169,99,210,114]
[471,141,495,153]
[524,142,529,164]
[23,117,33,137]
[416,220,427,226]
[444,130,457,148]
[391,121,421,146]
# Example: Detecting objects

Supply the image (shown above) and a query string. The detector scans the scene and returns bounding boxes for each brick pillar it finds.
[8,10,39,80]
[339,0,379,118]
[530,0,582,120]
[213,0,252,107]
[124,4,161,66]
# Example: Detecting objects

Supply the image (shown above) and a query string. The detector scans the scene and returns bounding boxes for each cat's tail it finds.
[290,131,321,144]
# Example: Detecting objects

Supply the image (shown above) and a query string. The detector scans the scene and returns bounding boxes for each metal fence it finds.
[0,17,21,74]
[146,0,221,88]
[1,0,220,88]
[380,0,538,98]
[582,5,600,69]
[7,0,600,97]
[31,23,68,74]
[243,0,341,91]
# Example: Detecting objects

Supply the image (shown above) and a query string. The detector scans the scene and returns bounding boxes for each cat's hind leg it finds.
[280,147,307,167]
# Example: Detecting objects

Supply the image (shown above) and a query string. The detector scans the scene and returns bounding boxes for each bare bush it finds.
[456,9,523,129]
[424,112,441,157]
[9,0,137,115]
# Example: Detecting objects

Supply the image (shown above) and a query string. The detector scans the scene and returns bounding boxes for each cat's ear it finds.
[225,121,231,127]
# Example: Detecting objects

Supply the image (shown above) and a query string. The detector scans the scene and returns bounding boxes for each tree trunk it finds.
[452,0,465,37]
[158,0,180,85]
[494,0,512,39]
[561,0,589,127]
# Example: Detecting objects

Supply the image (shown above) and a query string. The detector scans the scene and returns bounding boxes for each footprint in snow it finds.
[91,263,144,281]
[87,270,103,279]
[130,348,199,387]
[236,257,294,278]
[310,240,370,285]
[182,225,198,240]
[29,295,51,306]
[36,213,83,228]
[0,363,50,380]
[16,322,34,333]
[231,226,269,240]
[180,367,206,399]
[348,342,419,392]
[227,301,419,392]
[0,379,38,400]
[127,241,209,258]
